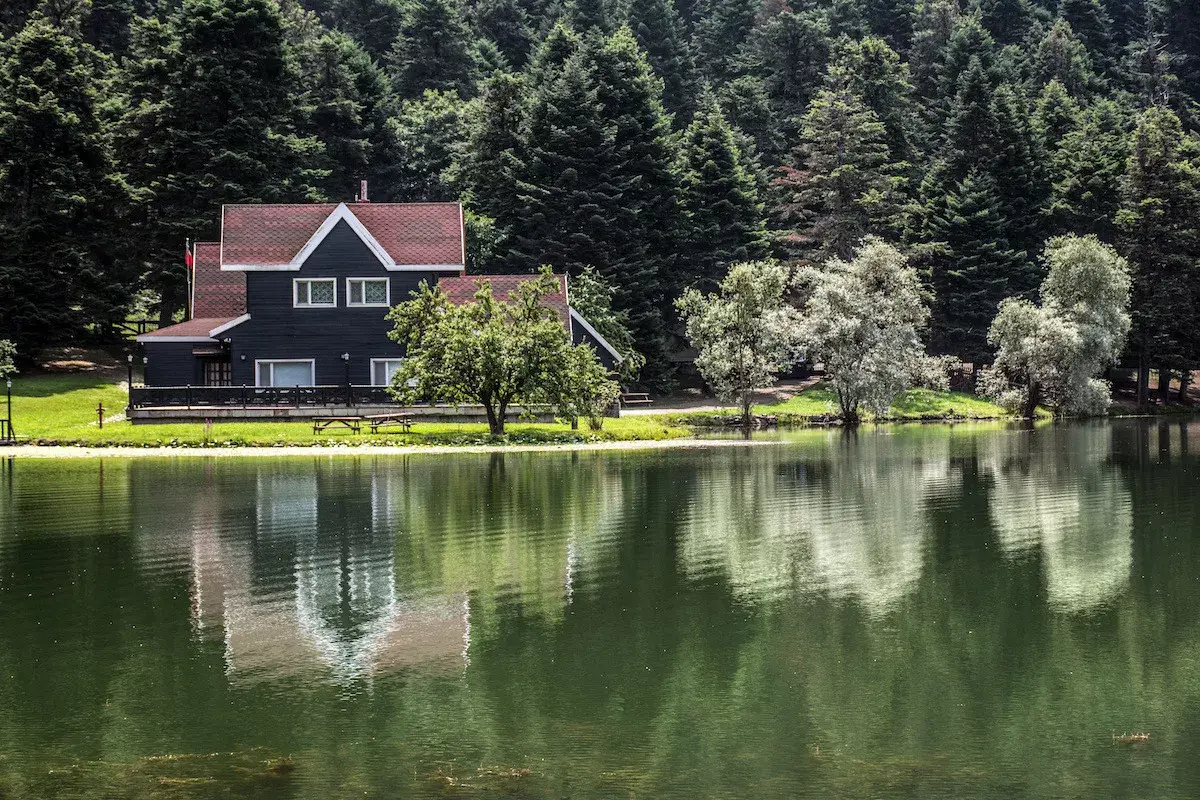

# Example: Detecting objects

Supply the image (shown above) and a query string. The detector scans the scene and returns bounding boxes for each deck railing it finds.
[129,385,400,409]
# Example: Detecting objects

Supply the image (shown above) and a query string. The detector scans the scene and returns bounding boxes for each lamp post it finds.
[342,352,351,406]
[4,378,11,442]
[126,354,134,412]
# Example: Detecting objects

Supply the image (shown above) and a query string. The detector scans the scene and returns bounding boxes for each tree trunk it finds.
[494,401,507,435]
[1158,366,1173,406]
[484,402,503,436]
[1021,382,1040,420]
[1137,356,1150,408]
[1179,371,1192,404]
[741,392,752,433]
[570,415,579,430]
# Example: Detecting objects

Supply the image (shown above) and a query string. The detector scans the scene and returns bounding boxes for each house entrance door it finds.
[203,359,232,386]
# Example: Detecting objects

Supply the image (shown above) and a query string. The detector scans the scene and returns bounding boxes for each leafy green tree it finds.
[676,260,804,429]
[796,238,940,422]
[982,235,1131,417]
[0,340,16,379]
[386,89,467,200]
[568,265,646,381]
[387,0,479,99]
[386,271,572,434]
[547,342,621,429]
[119,0,324,322]
[0,18,133,352]
[1116,105,1200,403]
[626,0,696,119]
[677,96,768,288]
[776,66,905,262]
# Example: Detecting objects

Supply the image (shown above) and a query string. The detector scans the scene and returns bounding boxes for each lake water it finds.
[1,420,1198,799]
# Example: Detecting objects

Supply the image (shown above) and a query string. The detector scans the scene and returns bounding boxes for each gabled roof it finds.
[191,242,245,317]
[437,274,570,321]
[136,315,250,342]
[220,202,465,271]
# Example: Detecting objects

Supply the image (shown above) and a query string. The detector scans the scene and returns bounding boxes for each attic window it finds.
[347,278,390,307]
[294,278,336,308]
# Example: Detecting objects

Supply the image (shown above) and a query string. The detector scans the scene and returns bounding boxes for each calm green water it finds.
[1,421,1198,799]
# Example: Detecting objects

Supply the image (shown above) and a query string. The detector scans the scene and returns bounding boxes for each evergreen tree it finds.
[1048,97,1129,240]
[388,0,479,99]
[776,66,905,262]
[0,18,133,352]
[1058,0,1117,74]
[910,0,959,103]
[86,0,143,55]
[677,96,768,288]
[626,0,697,119]
[922,169,1026,363]
[976,0,1037,46]
[1032,78,1080,153]
[387,89,467,200]
[989,83,1051,269]
[463,71,528,221]
[1117,105,1200,393]
[736,5,830,134]
[118,0,324,321]
[715,75,779,159]
[693,0,761,83]
[329,0,405,60]
[938,55,998,179]
[473,0,536,68]
[1032,18,1099,95]
[936,12,998,106]
[832,35,920,165]
[527,20,581,84]
[564,0,611,32]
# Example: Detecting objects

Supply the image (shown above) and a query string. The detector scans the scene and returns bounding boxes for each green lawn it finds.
[672,381,1020,424]
[6,374,688,447]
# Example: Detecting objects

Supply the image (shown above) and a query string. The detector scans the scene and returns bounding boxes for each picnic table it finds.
[312,416,362,434]
[620,392,653,407]
[365,412,414,434]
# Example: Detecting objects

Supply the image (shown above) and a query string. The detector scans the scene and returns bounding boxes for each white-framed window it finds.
[347,278,390,307]
[293,278,336,308]
[371,358,407,387]
[256,359,315,387]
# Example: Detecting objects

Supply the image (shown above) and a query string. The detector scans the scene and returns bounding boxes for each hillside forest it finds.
[1,0,1199,393]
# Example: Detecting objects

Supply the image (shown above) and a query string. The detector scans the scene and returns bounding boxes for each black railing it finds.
[129,385,400,409]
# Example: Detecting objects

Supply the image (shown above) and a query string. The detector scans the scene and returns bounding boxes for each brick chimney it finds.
[355,179,370,203]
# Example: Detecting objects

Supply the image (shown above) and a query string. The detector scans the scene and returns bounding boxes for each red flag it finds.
[184,240,194,270]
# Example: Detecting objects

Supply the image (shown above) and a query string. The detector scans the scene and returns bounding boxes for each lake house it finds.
[137,199,623,394]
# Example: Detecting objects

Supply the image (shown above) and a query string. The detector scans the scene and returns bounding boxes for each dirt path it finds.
[622,377,822,416]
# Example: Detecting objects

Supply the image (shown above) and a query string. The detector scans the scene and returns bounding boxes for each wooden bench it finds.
[312,416,362,434]
[620,392,653,407]
[365,413,414,434]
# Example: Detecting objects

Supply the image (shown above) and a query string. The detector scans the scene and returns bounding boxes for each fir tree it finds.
[715,75,779,159]
[923,169,1025,363]
[693,0,761,83]
[0,18,133,352]
[1117,105,1200,393]
[329,0,404,60]
[1058,0,1117,75]
[626,0,697,119]
[976,0,1037,46]
[910,0,959,103]
[119,0,324,321]
[677,96,768,288]
[736,5,830,134]
[473,0,536,67]
[527,20,581,84]
[387,89,467,200]
[776,66,905,262]
[1049,97,1129,240]
[832,35,920,165]
[1032,78,1080,153]
[302,31,380,201]
[1032,18,1099,95]
[388,0,479,99]
[989,84,1051,268]
[464,71,528,221]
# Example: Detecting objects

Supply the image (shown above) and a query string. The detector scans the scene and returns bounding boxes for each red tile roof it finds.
[139,317,244,339]
[437,274,569,322]
[221,203,464,267]
[192,242,245,317]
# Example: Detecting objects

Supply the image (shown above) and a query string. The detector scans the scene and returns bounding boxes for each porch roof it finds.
[136,316,247,342]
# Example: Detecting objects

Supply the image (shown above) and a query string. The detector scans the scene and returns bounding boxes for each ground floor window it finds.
[256,359,315,387]
[371,358,405,387]
[203,359,232,386]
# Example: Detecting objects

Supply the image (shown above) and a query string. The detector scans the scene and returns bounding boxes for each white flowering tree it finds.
[676,261,804,429]
[796,238,939,423]
[982,235,1131,418]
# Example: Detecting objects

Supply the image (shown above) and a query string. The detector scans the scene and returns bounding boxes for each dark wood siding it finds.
[142,342,204,385]
[572,321,621,370]
[228,220,449,385]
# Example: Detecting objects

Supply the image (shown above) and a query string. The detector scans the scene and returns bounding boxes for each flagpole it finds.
[185,237,192,321]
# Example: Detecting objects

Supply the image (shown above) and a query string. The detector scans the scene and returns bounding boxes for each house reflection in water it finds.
[188,465,468,683]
